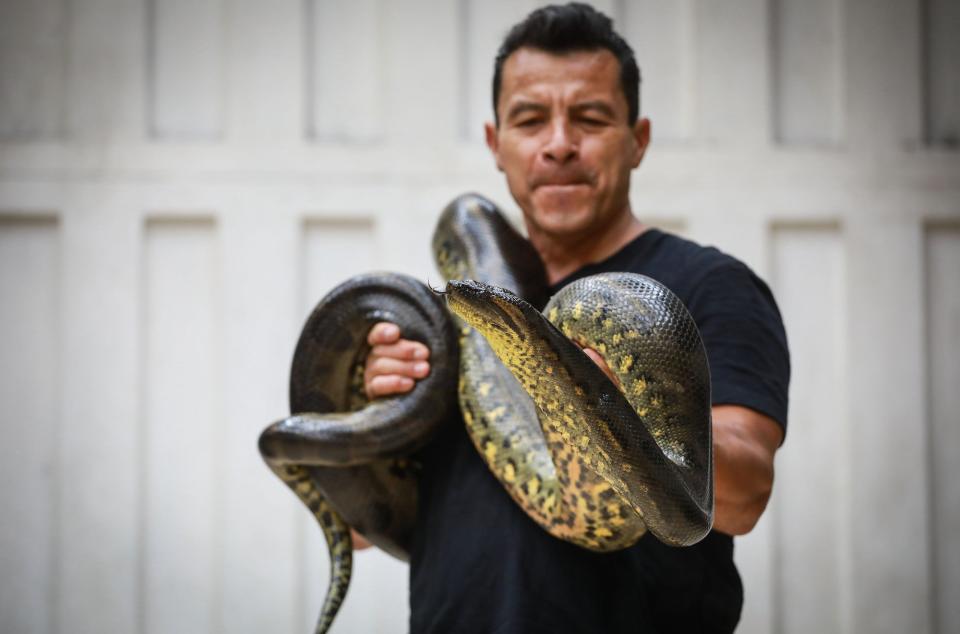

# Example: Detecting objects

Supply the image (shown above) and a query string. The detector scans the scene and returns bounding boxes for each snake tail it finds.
[267,463,352,634]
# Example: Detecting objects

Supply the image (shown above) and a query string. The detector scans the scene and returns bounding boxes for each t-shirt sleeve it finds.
[686,261,791,437]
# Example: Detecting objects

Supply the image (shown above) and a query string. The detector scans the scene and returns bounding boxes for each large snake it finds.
[259,193,713,633]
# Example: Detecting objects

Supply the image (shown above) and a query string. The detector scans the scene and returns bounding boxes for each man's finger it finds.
[365,357,431,380]
[367,322,401,346]
[582,347,621,388]
[351,529,373,550]
[370,339,430,361]
[366,375,415,398]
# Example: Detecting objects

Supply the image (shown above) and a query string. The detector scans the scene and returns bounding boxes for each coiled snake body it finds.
[259,193,713,633]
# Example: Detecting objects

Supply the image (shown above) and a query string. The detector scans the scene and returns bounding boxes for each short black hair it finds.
[492,3,641,126]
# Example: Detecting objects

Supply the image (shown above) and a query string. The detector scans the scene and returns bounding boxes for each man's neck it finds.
[528,211,647,285]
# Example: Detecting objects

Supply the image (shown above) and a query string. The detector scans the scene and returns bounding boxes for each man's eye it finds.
[579,117,607,128]
[516,118,542,128]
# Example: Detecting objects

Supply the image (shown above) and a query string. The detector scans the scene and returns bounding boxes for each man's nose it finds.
[542,119,577,164]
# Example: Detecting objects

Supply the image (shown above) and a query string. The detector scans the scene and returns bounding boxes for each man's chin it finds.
[533,184,591,209]
[528,206,592,237]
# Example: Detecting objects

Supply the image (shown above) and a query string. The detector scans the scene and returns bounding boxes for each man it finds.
[364,4,789,632]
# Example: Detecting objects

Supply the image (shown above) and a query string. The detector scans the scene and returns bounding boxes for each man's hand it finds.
[581,347,621,389]
[364,322,431,400]
[351,529,372,550]
[355,322,431,551]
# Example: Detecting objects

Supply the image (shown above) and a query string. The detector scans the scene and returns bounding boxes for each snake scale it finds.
[259,193,713,633]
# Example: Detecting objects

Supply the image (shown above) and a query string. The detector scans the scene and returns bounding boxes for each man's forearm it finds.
[711,405,782,536]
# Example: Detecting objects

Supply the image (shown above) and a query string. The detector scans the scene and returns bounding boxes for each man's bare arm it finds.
[711,404,782,535]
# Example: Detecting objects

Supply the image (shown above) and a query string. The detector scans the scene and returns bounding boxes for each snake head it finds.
[444,279,538,350]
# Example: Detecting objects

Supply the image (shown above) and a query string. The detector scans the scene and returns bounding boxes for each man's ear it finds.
[484,121,503,171]
[632,117,651,167]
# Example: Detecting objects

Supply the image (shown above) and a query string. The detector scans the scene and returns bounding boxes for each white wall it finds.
[0,1,958,633]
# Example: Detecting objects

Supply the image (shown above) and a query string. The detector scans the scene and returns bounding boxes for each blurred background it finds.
[1,0,958,633]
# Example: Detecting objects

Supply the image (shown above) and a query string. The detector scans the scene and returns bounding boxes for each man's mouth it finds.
[532,172,593,189]
[534,178,591,190]
[535,182,591,194]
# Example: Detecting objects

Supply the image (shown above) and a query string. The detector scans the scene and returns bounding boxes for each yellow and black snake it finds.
[259,193,713,633]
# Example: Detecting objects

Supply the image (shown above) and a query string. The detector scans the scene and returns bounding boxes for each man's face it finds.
[486,47,650,242]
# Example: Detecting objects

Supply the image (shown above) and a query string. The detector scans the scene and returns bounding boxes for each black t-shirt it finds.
[410,229,790,634]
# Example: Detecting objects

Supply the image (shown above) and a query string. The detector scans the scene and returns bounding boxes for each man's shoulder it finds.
[627,229,751,293]
[553,228,758,300]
